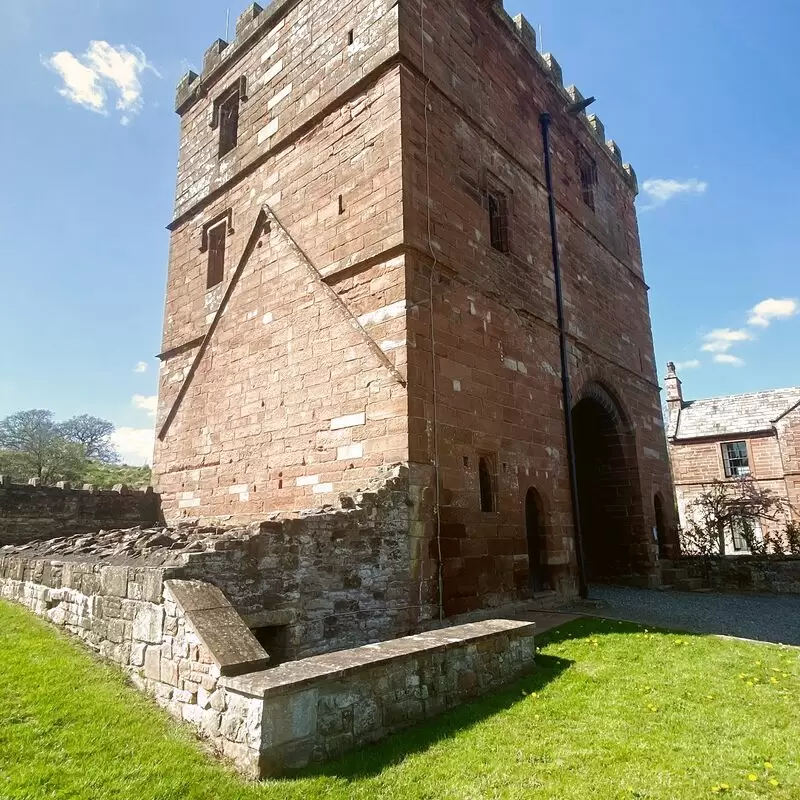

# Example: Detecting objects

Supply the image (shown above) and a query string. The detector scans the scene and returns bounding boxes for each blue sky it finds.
[1,0,798,463]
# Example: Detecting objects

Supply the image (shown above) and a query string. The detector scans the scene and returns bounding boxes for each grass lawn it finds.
[0,601,798,800]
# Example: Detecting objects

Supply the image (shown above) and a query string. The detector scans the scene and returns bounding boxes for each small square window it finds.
[206,223,226,288]
[722,441,750,478]
[487,190,509,253]
[579,151,597,210]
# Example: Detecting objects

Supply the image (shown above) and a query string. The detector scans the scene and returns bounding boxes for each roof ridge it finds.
[685,386,800,405]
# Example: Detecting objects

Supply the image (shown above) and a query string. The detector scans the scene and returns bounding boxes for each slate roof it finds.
[668,387,800,441]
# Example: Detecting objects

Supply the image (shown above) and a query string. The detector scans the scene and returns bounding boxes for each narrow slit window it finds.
[217,88,240,158]
[579,151,597,210]
[487,190,509,253]
[478,456,495,513]
[206,223,226,288]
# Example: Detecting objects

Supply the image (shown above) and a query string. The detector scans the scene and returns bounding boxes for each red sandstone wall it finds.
[397,0,673,607]
[156,0,408,520]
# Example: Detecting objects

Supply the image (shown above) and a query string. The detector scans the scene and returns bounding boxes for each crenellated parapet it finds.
[173,0,638,189]
[488,1,638,194]
[175,1,299,114]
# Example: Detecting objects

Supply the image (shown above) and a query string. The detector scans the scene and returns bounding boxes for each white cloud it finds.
[747,297,799,328]
[675,359,701,370]
[45,41,157,122]
[700,328,753,354]
[133,361,148,374]
[713,354,745,367]
[640,178,708,209]
[111,426,154,465]
[133,394,158,417]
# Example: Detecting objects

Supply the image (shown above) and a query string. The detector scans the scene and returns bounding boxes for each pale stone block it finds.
[295,474,319,486]
[133,604,164,644]
[313,483,333,494]
[267,83,292,110]
[257,117,279,144]
[337,443,363,460]
[330,412,366,430]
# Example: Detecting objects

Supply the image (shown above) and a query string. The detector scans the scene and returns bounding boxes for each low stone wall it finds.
[0,480,160,545]
[684,555,800,594]
[223,618,537,776]
[0,556,269,768]
[0,549,536,778]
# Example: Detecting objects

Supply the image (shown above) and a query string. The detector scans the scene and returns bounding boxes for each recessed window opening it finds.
[206,222,226,288]
[478,456,495,513]
[217,88,240,158]
[579,151,597,210]
[487,190,509,253]
[347,30,355,45]
[722,441,750,478]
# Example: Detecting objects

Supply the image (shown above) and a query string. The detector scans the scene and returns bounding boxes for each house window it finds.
[729,516,760,552]
[722,441,750,478]
[478,456,495,513]
[579,151,597,210]
[206,222,226,288]
[487,190,509,253]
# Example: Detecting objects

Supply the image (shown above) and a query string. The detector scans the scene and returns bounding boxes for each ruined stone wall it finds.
[169,467,438,658]
[0,481,160,546]
[0,469,438,660]
[396,0,672,609]
[156,0,408,522]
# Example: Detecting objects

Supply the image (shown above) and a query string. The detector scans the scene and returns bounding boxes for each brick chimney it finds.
[664,362,683,410]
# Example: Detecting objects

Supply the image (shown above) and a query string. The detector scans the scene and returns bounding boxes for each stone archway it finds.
[571,384,648,582]
[525,487,549,593]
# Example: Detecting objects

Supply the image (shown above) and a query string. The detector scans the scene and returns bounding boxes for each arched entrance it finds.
[572,385,648,582]
[525,488,549,593]
[654,493,669,559]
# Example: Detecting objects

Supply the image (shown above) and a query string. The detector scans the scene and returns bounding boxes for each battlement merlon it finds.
[174,0,300,115]
[486,0,637,194]
[173,0,638,194]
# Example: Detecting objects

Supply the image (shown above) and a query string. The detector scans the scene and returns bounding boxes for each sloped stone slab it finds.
[165,579,268,676]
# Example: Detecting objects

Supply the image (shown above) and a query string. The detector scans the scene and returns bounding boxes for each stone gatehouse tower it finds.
[154,0,676,622]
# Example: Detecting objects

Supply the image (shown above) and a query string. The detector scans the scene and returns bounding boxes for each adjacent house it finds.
[664,362,799,552]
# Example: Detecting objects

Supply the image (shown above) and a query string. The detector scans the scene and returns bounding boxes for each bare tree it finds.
[681,478,784,558]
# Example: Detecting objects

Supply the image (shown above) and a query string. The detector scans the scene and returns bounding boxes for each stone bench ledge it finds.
[222,619,535,699]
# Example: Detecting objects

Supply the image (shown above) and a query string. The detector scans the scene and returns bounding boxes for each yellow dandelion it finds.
[746,680,754,687]
[769,778,779,787]
[770,677,779,684]
[747,773,758,782]
[711,787,721,794]
[764,762,773,769]
[720,784,730,790]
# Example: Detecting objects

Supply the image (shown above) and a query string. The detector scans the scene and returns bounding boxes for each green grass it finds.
[0,601,798,800]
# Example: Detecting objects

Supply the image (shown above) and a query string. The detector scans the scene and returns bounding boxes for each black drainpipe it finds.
[539,111,587,599]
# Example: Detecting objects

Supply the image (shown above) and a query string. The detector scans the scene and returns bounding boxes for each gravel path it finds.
[576,586,800,646]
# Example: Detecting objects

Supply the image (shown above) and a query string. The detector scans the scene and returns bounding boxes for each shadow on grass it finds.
[294,651,572,782]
